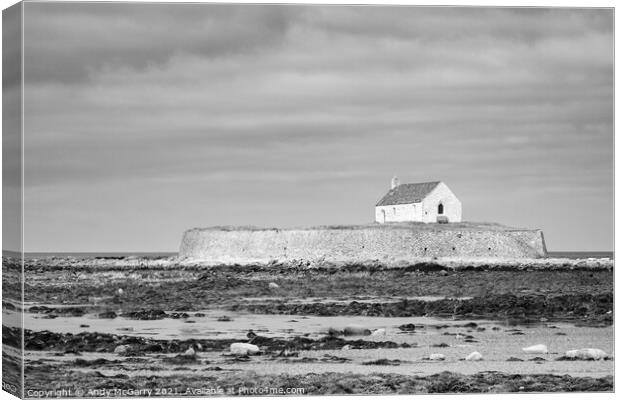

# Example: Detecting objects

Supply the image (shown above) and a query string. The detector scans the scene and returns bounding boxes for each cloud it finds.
[19,4,613,251]
[23,3,299,84]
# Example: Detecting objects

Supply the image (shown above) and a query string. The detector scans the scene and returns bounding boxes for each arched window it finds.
[438,203,444,215]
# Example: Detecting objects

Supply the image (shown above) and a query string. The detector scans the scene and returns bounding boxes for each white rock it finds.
[522,344,548,354]
[564,348,607,360]
[429,353,446,360]
[371,328,386,336]
[465,351,483,361]
[117,288,124,296]
[341,345,351,351]
[268,282,280,289]
[230,342,260,355]
[184,347,196,357]
[196,343,203,351]
[114,345,130,354]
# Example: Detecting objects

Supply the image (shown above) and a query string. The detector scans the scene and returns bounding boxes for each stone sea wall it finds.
[179,224,547,263]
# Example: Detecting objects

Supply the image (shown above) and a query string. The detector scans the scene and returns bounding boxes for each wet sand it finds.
[2,255,614,395]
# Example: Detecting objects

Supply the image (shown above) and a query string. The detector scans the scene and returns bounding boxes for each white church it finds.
[375,177,462,224]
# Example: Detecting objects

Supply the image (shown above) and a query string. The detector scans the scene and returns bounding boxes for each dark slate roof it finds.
[376,181,440,206]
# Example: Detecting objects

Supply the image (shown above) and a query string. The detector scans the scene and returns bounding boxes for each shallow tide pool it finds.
[16,309,614,378]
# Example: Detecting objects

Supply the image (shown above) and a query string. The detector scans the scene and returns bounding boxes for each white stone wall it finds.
[420,182,462,223]
[180,226,548,261]
[375,182,462,223]
[375,203,419,223]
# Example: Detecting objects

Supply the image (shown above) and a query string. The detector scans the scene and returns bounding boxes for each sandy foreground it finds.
[2,255,614,396]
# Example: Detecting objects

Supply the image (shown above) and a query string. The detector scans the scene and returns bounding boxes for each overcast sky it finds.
[14,3,613,252]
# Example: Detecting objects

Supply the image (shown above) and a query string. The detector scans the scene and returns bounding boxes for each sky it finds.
[7,3,614,252]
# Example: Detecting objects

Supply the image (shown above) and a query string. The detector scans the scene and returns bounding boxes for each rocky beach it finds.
[1,253,614,396]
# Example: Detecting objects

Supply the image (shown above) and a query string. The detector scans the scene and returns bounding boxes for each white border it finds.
[0,2,616,400]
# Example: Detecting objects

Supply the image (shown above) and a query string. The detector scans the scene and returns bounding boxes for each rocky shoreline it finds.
[230,293,613,325]
[14,327,413,354]
[9,255,612,327]
[5,254,614,271]
[22,369,613,395]
[3,254,614,395]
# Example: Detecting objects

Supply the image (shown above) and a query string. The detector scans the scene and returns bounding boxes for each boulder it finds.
[398,323,416,332]
[230,342,260,356]
[465,351,483,361]
[371,328,386,336]
[184,347,196,357]
[564,348,607,360]
[98,311,117,319]
[343,325,372,336]
[522,344,548,354]
[268,282,280,289]
[122,309,167,320]
[429,353,445,360]
[114,345,130,355]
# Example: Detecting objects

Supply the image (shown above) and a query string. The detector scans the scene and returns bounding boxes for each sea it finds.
[4,251,613,259]
[546,251,613,259]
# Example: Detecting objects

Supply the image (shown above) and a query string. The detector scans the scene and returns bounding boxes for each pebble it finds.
[230,342,260,355]
[429,353,445,360]
[564,348,607,360]
[465,351,483,361]
[114,345,130,355]
[522,344,548,354]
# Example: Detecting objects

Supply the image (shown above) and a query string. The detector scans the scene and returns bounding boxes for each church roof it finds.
[376,181,440,206]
